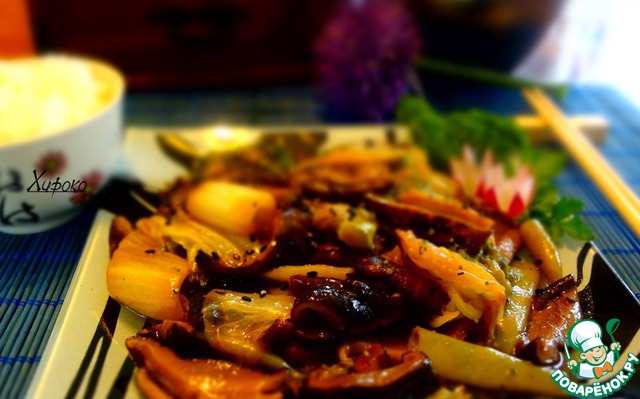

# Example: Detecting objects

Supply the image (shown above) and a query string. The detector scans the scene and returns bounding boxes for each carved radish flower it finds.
[450,146,535,218]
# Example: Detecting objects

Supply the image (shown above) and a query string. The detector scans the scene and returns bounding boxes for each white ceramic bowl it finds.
[0,57,124,234]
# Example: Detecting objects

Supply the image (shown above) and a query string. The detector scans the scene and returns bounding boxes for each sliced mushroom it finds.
[303,351,436,399]
[289,276,404,340]
[517,275,582,365]
[353,256,449,323]
[365,194,491,256]
[127,337,287,399]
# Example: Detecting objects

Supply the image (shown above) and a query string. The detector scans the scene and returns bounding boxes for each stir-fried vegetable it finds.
[519,219,563,282]
[107,216,190,321]
[202,290,295,370]
[409,327,566,396]
[493,260,540,355]
[163,210,243,269]
[262,265,354,282]
[309,202,377,250]
[397,230,506,339]
[105,139,587,398]
[186,181,277,237]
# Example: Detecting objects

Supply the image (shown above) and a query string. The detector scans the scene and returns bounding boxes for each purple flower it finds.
[315,0,421,121]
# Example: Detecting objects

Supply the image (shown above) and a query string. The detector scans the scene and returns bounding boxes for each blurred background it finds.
[515,0,640,108]
[2,0,639,108]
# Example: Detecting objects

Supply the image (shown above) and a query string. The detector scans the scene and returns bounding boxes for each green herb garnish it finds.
[396,95,594,242]
[527,182,595,242]
[396,96,565,178]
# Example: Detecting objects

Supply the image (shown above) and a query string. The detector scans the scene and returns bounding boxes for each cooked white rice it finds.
[0,55,110,145]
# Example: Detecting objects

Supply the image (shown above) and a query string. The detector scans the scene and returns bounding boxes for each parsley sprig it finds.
[527,183,595,241]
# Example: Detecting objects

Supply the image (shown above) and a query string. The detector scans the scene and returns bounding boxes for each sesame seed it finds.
[241,296,252,302]
[145,249,156,254]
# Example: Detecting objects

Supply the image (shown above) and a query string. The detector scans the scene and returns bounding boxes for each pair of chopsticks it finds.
[523,87,640,238]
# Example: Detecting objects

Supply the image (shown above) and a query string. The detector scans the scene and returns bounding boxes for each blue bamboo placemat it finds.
[0,84,639,398]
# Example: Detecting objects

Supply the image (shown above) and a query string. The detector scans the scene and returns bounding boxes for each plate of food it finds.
[26,118,640,399]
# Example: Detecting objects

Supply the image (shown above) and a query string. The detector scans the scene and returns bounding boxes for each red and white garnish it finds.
[450,145,535,218]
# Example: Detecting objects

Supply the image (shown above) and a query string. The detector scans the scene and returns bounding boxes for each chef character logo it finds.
[551,318,639,398]
[566,319,621,379]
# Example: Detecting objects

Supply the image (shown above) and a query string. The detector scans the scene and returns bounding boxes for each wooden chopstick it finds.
[513,114,608,144]
[522,87,640,238]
